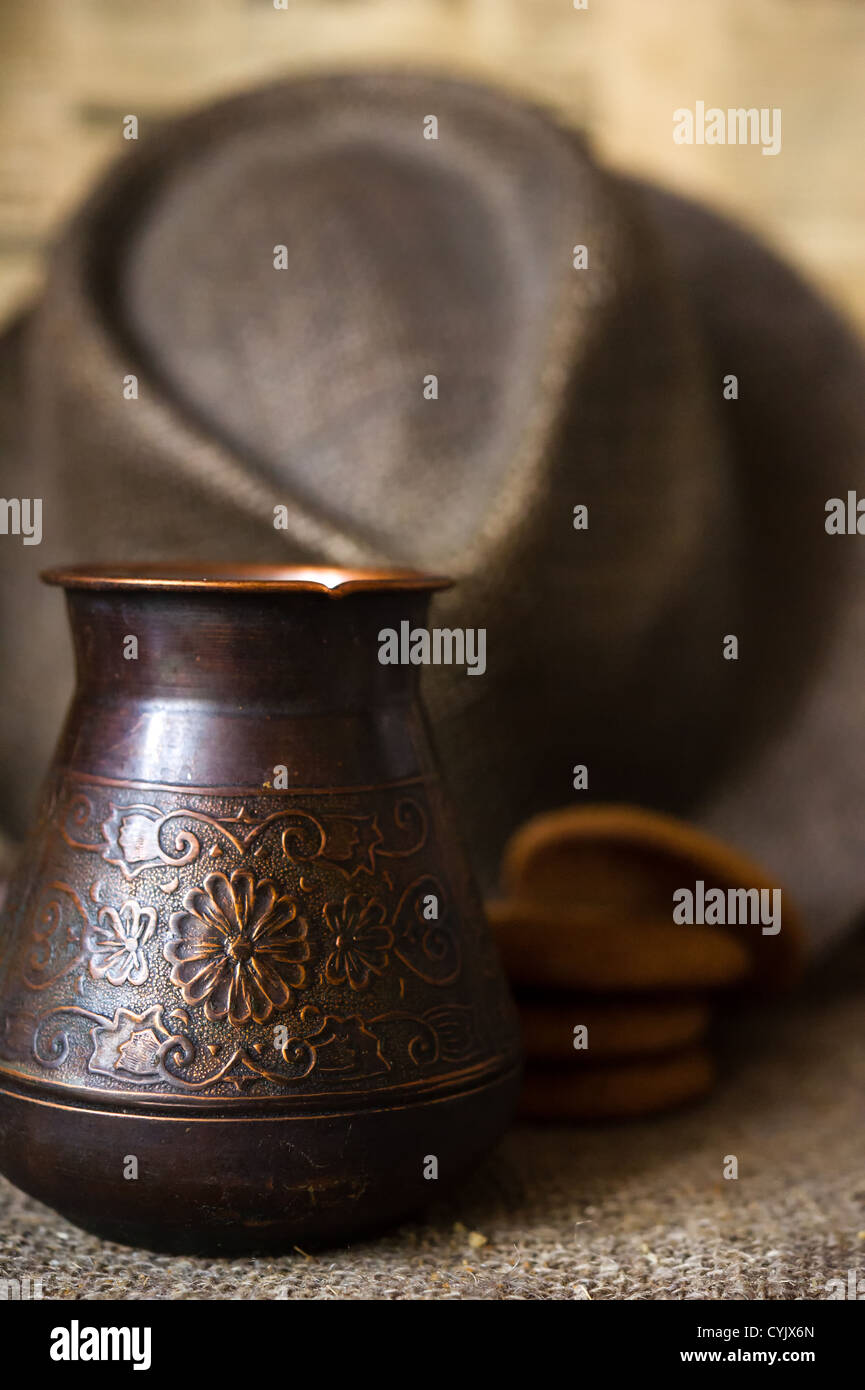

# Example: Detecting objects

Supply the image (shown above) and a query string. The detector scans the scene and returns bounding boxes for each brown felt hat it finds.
[1,71,864,958]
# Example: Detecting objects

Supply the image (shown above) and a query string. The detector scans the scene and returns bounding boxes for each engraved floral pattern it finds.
[1,775,514,1102]
[324,894,393,991]
[87,899,157,986]
[164,870,309,1025]
[88,1005,177,1084]
[98,804,173,879]
[62,792,428,881]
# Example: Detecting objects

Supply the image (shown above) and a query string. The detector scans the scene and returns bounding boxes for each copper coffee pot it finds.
[0,565,521,1252]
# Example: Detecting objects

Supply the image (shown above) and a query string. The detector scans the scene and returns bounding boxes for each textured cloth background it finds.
[1,10,864,1300]
[2,71,865,950]
[2,929,863,1300]
[2,0,865,331]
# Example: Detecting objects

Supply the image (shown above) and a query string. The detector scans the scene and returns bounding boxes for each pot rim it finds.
[41,562,453,597]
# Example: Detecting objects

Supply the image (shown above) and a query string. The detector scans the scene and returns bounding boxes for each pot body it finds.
[0,574,521,1251]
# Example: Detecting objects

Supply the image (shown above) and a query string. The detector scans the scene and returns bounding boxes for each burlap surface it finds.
[2,933,862,1301]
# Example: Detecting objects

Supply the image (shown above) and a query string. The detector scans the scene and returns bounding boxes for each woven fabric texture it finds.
[1,931,862,1301]
[1,74,865,949]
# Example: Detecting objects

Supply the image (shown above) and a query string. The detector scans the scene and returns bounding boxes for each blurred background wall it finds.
[1,0,863,329]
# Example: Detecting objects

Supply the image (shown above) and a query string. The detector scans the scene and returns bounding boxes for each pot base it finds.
[0,1067,521,1254]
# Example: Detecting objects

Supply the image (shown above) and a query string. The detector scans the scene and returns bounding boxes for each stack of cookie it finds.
[488,806,803,1120]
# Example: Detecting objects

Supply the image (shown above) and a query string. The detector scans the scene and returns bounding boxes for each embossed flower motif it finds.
[117,1028,163,1075]
[324,894,393,991]
[100,803,166,879]
[88,899,157,986]
[164,870,308,1026]
[117,814,162,864]
[89,1005,172,1084]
